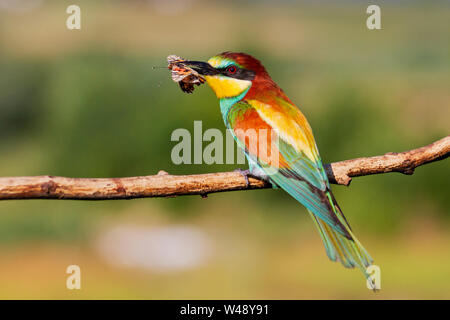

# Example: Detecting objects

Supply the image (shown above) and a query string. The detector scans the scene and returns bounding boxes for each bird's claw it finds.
[234,168,251,188]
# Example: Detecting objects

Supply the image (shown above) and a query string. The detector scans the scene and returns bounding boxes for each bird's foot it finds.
[234,168,274,188]
[234,168,252,187]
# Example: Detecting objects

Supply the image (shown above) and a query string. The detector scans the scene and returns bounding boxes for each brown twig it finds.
[0,136,448,201]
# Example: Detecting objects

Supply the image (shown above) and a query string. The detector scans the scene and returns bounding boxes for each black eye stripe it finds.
[218,66,256,81]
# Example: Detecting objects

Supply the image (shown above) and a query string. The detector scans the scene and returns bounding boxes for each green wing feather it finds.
[226,100,375,286]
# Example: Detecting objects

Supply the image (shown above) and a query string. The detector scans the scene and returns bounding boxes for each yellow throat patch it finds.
[204,75,251,99]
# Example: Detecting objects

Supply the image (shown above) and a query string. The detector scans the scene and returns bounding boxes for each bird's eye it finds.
[227,66,237,75]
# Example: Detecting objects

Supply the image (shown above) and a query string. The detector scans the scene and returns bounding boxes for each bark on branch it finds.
[0,136,448,201]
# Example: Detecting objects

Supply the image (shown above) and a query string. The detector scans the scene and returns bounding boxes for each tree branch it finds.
[0,136,448,201]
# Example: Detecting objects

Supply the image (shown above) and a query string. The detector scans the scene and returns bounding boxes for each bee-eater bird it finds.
[184,52,374,286]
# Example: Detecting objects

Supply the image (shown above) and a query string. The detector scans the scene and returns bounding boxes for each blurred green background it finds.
[0,0,449,299]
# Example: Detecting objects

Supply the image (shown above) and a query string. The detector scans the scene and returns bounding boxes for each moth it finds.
[167,55,206,94]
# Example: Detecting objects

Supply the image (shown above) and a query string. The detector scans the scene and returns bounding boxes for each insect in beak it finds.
[167,55,211,94]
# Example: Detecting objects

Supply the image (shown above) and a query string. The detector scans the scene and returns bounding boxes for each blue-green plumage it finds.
[191,51,376,289]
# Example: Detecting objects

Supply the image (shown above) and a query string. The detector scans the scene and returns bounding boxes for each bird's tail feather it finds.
[308,192,376,289]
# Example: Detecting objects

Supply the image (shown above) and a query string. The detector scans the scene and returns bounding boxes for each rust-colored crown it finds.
[219,52,291,103]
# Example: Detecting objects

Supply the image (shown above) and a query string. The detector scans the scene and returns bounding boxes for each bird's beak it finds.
[184,61,219,76]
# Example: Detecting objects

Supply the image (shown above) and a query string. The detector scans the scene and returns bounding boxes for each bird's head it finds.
[185,52,270,100]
